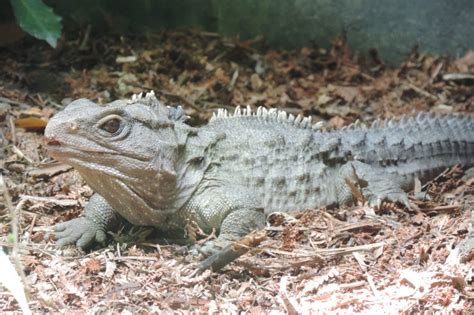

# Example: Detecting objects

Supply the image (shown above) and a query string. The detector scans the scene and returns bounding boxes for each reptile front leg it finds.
[54,193,120,249]
[197,209,265,256]
[183,185,265,256]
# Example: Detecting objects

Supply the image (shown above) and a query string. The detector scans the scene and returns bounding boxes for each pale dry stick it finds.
[8,115,16,144]
[279,276,301,315]
[79,24,92,50]
[404,82,439,101]
[442,73,474,81]
[331,280,366,291]
[8,113,34,165]
[228,69,239,91]
[431,204,461,212]
[428,62,444,86]
[352,251,367,271]
[108,256,159,262]
[11,146,34,164]
[26,214,37,243]
[353,250,382,300]
[0,175,29,297]
[269,242,385,258]
[365,272,380,299]
[0,96,31,108]
[334,219,383,234]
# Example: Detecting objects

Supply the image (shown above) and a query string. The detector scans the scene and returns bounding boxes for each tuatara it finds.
[44,91,474,255]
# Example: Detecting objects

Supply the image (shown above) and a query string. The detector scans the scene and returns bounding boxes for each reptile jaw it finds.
[44,137,61,146]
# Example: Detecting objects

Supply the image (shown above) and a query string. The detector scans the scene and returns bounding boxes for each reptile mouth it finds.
[44,137,61,146]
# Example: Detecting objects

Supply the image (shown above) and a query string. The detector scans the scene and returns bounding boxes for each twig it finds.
[265,226,310,232]
[339,280,366,290]
[430,204,461,212]
[8,116,16,144]
[197,230,267,273]
[333,219,383,234]
[228,69,239,91]
[279,276,301,315]
[442,73,474,81]
[269,242,385,258]
[365,272,380,298]
[108,256,159,262]
[1,175,29,297]
[11,146,34,164]
[404,82,438,101]
[27,214,37,242]
[0,96,31,108]
[428,61,444,85]
[79,25,92,51]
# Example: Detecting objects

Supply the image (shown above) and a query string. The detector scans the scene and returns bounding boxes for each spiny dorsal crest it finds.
[210,105,326,131]
[210,106,468,133]
[128,90,189,122]
[363,112,466,130]
[128,90,160,106]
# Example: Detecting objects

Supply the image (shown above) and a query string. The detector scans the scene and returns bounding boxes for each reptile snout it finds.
[45,114,79,137]
[44,115,73,147]
[44,136,61,146]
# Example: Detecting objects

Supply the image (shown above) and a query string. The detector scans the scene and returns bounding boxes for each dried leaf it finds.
[15,117,48,130]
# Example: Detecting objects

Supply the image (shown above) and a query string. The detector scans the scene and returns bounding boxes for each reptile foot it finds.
[338,161,412,209]
[54,217,107,249]
[365,189,411,209]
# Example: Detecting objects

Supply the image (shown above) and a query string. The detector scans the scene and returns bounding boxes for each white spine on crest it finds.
[209,105,326,130]
[234,106,241,116]
[246,105,252,116]
[287,113,295,123]
[128,90,159,106]
[278,111,287,122]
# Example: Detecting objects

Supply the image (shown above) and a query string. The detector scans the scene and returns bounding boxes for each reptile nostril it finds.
[68,122,78,132]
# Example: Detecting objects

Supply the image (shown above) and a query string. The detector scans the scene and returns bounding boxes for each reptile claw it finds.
[367,191,411,210]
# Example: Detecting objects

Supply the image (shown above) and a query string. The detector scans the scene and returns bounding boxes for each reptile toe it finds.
[54,217,106,249]
[367,191,411,209]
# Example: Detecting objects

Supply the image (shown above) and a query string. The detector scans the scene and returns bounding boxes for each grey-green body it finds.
[44,92,474,254]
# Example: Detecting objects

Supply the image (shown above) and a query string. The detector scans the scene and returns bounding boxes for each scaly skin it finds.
[45,92,474,255]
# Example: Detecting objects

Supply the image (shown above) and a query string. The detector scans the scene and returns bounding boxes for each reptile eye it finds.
[99,117,122,134]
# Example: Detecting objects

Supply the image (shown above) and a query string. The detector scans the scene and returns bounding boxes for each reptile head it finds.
[45,91,177,164]
[44,91,188,223]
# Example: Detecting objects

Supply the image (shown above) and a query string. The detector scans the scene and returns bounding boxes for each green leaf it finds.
[10,0,62,48]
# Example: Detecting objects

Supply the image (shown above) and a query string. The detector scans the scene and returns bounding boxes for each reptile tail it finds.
[337,113,474,181]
